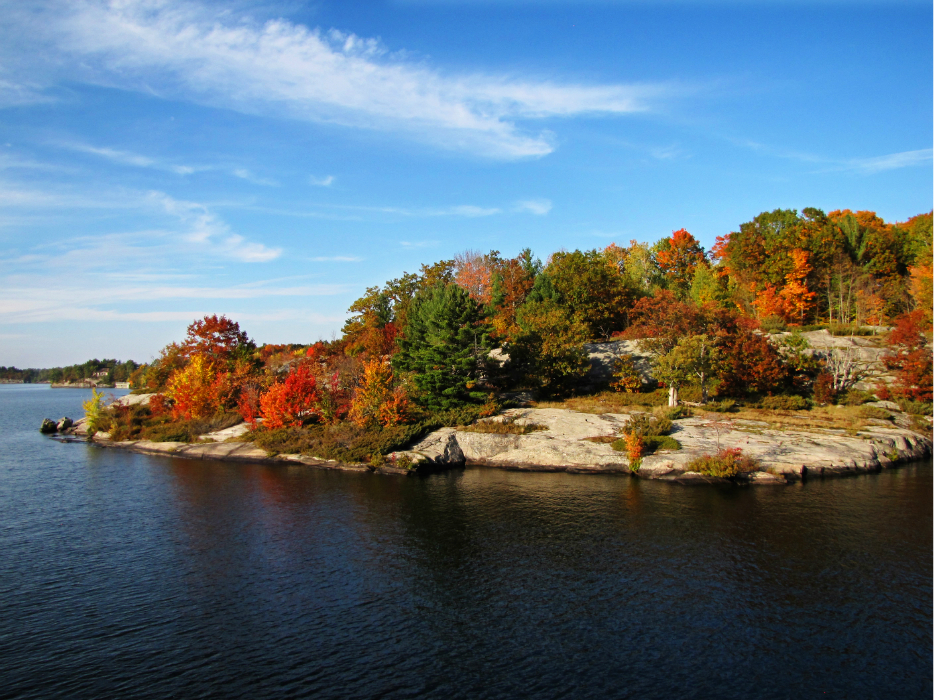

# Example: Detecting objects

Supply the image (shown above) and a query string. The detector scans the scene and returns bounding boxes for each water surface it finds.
[0,384,930,698]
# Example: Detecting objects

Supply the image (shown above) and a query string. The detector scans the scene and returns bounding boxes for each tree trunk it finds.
[668,384,679,407]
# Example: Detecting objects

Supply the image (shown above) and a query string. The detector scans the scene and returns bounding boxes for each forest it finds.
[94,207,933,466]
[1,359,139,384]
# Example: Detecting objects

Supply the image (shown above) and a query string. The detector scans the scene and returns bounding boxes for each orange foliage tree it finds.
[165,354,222,420]
[260,364,321,429]
[779,249,817,323]
[349,359,411,427]
[656,229,707,299]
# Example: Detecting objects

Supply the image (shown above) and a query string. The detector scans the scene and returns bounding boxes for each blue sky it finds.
[0,0,931,367]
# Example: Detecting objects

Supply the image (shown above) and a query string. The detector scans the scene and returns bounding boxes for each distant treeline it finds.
[0,359,140,384]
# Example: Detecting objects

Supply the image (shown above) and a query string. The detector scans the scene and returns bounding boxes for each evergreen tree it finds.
[394,282,492,410]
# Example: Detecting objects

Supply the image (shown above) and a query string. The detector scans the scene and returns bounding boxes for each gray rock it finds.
[389,428,465,467]
[111,393,154,407]
[40,418,57,434]
[57,417,73,431]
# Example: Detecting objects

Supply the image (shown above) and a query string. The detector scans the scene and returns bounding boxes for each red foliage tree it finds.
[881,310,933,401]
[181,315,253,361]
[716,331,790,397]
[260,364,321,429]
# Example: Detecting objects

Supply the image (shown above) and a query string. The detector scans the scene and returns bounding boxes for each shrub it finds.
[756,395,810,410]
[812,372,836,405]
[622,431,644,471]
[250,406,484,462]
[82,388,106,434]
[688,448,759,478]
[837,389,874,406]
[858,406,892,421]
[623,412,673,438]
[610,355,642,393]
[165,354,222,420]
[459,414,547,434]
[704,399,736,413]
[760,316,787,333]
[897,398,933,416]
[828,325,877,337]
[656,404,690,420]
[643,435,681,452]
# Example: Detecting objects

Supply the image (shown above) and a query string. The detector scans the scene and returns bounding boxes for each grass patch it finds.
[533,388,669,414]
[696,405,871,434]
[458,413,547,435]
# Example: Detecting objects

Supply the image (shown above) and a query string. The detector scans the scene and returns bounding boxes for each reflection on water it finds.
[0,385,930,699]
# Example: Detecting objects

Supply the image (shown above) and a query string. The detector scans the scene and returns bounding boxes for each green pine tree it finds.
[394,282,492,410]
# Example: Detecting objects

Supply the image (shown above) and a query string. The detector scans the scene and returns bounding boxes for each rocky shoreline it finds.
[49,398,932,484]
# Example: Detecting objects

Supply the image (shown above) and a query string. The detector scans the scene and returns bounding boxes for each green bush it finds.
[617,388,669,407]
[655,404,690,420]
[756,395,810,411]
[611,434,680,455]
[760,316,787,333]
[688,448,759,478]
[828,325,877,337]
[704,399,736,413]
[797,324,827,332]
[897,398,933,416]
[623,412,673,438]
[837,389,875,406]
[858,406,893,421]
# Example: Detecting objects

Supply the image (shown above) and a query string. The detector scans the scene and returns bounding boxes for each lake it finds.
[0,384,930,699]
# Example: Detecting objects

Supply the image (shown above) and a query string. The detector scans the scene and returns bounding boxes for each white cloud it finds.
[843,149,933,175]
[7,1,666,159]
[54,141,203,175]
[151,192,282,262]
[232,168,278,186]
[514,198,552,215]
[309,175,335,187]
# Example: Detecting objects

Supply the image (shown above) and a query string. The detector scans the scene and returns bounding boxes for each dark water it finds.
[0,384,931,699]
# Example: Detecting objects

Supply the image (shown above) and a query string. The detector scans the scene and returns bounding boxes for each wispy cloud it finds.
[514,198,552,215]
[151,192,282,262]
[54,141,201,175]
[232,168,278,186]
[400,240,439,248]
[840,149,933,175]
[309,175,335,187]
[6,1,670,159]
[735,138,932,175]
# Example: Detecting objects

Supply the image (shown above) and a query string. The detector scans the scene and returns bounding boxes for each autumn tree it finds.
[655,228,706,300]
[181,315,255,362]
[260,363,321,429]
